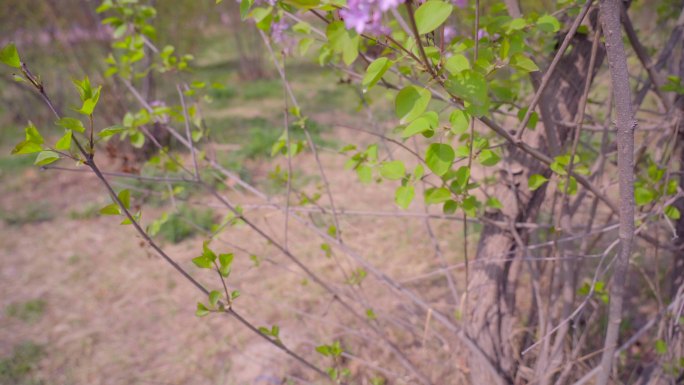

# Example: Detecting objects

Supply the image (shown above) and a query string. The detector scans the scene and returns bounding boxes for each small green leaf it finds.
[99,203,121,216]
[461,195,479,217]
[34,150,59,166]
[219,253,234,277]
[362,57,391,91]
[414,0,453,35]
[537,14,560,33]
[98,125,126,138]
[118,189,131,209]
[192,256,212,269]
[54,130,72,151]
[444,54,470,75]
[0,43,21,68]
[450,109,470,135]
[395,85,432,124]
[356,164,372,184]
[316,345,331,356]
[654,339,667,355]
[511,53,540,72]
[402,116,432,138]
[77,86,102,115]
[665,205,681,220]
[425,187,451,204]
[208,290,221,307]
[380,160,405,180]
[634,186,656,206]
[425,143,455,177]
[196,302,210,317]
[478,149,501,167]
[486,197,503,209]
[202,242,218,262]
[395,185,415,209]
[56,117,86,133]
[231,290,240,300]
[528,174,548,190]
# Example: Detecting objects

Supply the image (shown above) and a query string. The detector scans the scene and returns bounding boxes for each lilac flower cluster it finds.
[341,0,467,35]
[340,0,404,35]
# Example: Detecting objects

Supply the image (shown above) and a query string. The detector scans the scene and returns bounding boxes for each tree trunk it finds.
[465,9,606,383]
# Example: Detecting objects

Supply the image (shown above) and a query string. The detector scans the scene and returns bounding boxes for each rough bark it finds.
[596,1,636,384]
[465,9,606,384]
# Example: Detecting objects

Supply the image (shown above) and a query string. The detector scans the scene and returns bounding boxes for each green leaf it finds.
[34,151,59,166]
[231,290,240,300]
[477,149,500,167]
[202,242,218,263]
[0,43,21,68]
[461,195,479,217]
[316,345,331,356]
[395,85,432,124]
[98,125,126,138]
[240,0,254,19]
[528,174,548,190]
[402,116,431,138]
[208,290,221,307]
[425,143,455,177]
[634,186,656,206]
[444,54,470,75]
[11,141,42,155]
[118,189,131,210]
[517,107,539,130]
[507,18,527,32]
[414,0,453,35]
[219,253,234,277]
[56,117,86,133]
[99,203,120,216]
[486,197,503,209]
[537,15,560,33]
[195,302,210,317]
[326,21,359,65]
[443,200,458,214]
[654,339,667,355]
[380,160,405,180]
[412,164,424,181]
[425,187,451,204]
[356,164,372,183]
[362,57,391,91]
[665,205,681,220]
[511,53,540,72]
[77,86,102,115]
[54,130,72,151]
[449,109,470,135]
[445,70,489,116]
[395,185,415,209]
[453,166,470,191]
[192,256,212,269]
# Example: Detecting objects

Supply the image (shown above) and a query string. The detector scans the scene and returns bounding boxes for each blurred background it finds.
[0,1,678,385]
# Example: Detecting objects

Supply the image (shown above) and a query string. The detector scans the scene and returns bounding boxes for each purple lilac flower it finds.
[340,0,404,35]
[443,26,456,45]
[452,0,467,8]
[271,19,289,44]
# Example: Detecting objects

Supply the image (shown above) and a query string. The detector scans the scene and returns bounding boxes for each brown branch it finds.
[596,1,636,384]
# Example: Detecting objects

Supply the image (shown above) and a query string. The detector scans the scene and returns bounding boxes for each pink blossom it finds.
[340,0,404,35]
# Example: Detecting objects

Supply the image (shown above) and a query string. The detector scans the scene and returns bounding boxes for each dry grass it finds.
[0,125,477,385]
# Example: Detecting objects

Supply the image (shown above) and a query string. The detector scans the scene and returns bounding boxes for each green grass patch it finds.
[5,299,46,324]
[1,203,54,226]
[0,341,44,385]
[155,205,216,244]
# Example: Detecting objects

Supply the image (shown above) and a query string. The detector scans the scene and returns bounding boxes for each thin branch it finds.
[596,1,636,384]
